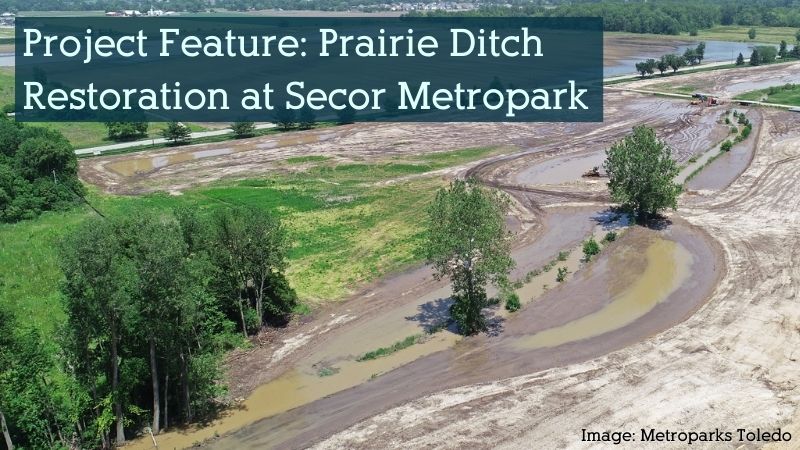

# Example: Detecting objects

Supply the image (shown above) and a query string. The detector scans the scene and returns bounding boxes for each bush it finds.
[583,237,601,261]
[557,250,570,261]
[556,267,569,283]
[721,140,733,151]
[603,231,618,243]
[243,307,261,335]
[230,120,256,138]
[504,292,521,312]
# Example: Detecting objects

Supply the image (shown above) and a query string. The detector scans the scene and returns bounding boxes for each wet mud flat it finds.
[209,220,722,450]
[133,206,602,450]
[686,109,760,192]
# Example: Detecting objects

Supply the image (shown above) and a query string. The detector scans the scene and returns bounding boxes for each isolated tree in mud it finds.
[425,179,514,335]
[604,126,681,222]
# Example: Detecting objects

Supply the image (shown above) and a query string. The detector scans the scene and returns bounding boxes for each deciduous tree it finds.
[604,126,682,222]
[425,179,514,335]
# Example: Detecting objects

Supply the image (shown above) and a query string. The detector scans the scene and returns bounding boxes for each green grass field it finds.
[608,26,799,45]
[0,145,505,339]
[735,83,800,105]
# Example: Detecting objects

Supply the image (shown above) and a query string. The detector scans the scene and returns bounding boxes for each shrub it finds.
[557,250,570,261]
[556,267,569,283]
[603,231,618,243]
[721,140,733,151]
[583,237,601,261]
[505,292,521,312]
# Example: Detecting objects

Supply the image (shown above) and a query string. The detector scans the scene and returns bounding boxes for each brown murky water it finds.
[515,151,607,185]
[515,237,691,349]
[204,224,718,450]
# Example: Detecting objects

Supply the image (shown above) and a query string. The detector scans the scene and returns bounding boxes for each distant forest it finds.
[3,0,800,33]
[418,0,800,34]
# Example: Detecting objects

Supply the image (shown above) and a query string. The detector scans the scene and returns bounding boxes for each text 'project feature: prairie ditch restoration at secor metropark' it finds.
[15,17,603,123]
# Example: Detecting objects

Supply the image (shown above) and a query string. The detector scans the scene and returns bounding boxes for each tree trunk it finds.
[163,373,169,432]
[110,326,125,444]
[238,301,247,338]
[180,352,192,422]
[256,277,265,328]
[0,409,13,450]
[149,338,160,435]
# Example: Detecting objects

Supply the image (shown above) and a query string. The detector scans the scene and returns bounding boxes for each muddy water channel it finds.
[208,221,721,450]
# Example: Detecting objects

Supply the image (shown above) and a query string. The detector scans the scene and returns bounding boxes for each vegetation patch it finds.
[356,334,423,361]
[736,83,800,106]
[285,155,331,164]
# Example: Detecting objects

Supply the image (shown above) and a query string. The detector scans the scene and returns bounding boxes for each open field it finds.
[736,83,800,106]
[621,60,800,98]
[0,145,510,347]
[608,26,799,45]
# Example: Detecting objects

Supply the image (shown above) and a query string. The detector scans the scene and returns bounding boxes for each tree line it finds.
[1,205,298,448]
[634,42,706,77]
[415,0,800,35]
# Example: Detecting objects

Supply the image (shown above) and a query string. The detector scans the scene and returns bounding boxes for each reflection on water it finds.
[605,40,774,77]
[515,236,692,349]
[516,151,606,185]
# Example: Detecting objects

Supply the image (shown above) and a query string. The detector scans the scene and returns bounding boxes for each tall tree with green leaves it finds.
[298,107,317,129]
[208,207,296,335]
[604,126,682,222]
[425,179,514,335]
[117,211,188,435]
[273,107,296,130]
[736,52,745,65]
[748,28,757,40]
[779,40,788,59]
[59,217,139,446]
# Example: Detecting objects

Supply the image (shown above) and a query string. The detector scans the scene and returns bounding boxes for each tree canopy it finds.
[604,126,682,222]
[425,179,513,335]
[0,118,82,223]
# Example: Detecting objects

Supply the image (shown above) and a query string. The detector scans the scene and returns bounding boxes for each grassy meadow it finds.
[0,145,506,340]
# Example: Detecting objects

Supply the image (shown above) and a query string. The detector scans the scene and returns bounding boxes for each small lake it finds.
[605,40,777,77]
